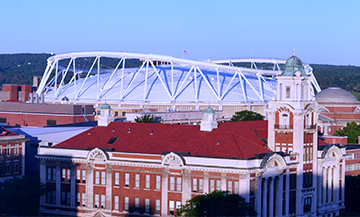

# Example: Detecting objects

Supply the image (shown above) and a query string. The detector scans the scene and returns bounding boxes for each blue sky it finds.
[1,0,359,66]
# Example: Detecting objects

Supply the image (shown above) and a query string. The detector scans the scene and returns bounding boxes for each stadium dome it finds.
[315,87,359,103]
[36,51,320,118]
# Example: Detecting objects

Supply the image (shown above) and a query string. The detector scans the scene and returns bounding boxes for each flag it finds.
[184,50,188,54]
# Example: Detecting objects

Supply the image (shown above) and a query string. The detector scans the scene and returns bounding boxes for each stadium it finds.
[36,51,321,118]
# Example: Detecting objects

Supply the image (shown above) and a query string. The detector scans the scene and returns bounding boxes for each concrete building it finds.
[36,54,346,217]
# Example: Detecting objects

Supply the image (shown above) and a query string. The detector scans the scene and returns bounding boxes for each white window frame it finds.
[155,199,160,214]
[216,180,221,191]
[114,195,119,210]
[135,174,140,188]
[134,197,140,212]
[101,194,105,208]
[95,171,100,185]
[234,181,239,194]
[156,175,161,190]
[227,180,233,194]
[82,193,86,206]
[210,179,215,192]
[192,178,197,192]
[176,177,182,191]
[82,170,86,183]
[115,172,119,186]
[125,173,129,187]
[94,194,99,208]
[101,171,106,185]
[169,176,175,191]
[145,198,150,213]
[145,174,150,189]
[124,196,129,211]
[199,178,204,193]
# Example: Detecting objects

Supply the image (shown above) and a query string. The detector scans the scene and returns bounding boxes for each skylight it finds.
[107,137,118,145]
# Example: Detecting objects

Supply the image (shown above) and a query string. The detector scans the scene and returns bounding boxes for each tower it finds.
[200,107,218,132]
[267,52,318,215]
[98,103,115,127]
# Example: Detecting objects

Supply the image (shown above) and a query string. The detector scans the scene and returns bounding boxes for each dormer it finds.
[200,107,218,132]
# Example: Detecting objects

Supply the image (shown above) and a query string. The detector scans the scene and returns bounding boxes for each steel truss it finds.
[36,52,319,105]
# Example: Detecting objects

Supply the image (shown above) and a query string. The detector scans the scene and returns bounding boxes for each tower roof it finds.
[100,103,111,110]
[204,107,215,114]
[281,52,307,77]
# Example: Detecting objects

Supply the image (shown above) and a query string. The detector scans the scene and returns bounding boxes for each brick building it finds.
[316,87,360,136]
[0,102,94,127]
[0,84,32,102]
[0,126,27,181]
[36,54,346,217]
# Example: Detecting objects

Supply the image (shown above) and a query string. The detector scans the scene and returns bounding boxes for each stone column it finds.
[276,175,283,217]
[328,167,332,204]
[239,174,249,202]
[262,178,268,217]
[284,173,289,215]
[203,172,209,194]
[161,170,168,216]
[268,177,274,216]
[106,164,112,210]
[70,166,76,207]
[86,164,94,208]
[221,173,226,191]
[56,164,61,207]
[255,177,262,217]
[322,167,326,204]
[182,169,191,204]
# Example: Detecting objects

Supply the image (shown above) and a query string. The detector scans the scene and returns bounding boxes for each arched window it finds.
[280,113,289,129]
[303,197,311,213]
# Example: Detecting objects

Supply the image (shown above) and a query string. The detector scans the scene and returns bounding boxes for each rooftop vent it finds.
[216,140,220,145]
[150,130,153,135]
[128,128,131,133]
[88,131,91,135]
[107,137,118,145]
[112,128,115,132]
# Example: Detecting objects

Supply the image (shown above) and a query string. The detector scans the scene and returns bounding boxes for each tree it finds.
[333,121,360,143]
[0,175,47,216]
[175,190,257,217]
[134,114,156,123]
[230,110,264,122]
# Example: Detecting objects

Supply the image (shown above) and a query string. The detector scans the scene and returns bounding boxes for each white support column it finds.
[327,167,332,204]
[70,166,76,207]
[161,171,168,216]
[239,175,249,202]
[262,178,268,217]
[181,171,191,205]
[203,172,209,194]
[56,164,61,207]
[86,165,94,208]
[276,175,283,217]
[256,177,262,216]
[221,173,226,191]
[106,165,112,210]
[269,177,274,216]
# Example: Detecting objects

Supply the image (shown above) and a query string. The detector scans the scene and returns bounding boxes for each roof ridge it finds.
[230,132,244,157]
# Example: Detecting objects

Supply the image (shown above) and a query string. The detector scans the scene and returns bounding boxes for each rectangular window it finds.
[134,197,140,212]
[52,168,56,181]
[114,172,119,186]
[135,174,140,188]
[169,200,175,215]
[114,196,119,210]
[5,146,9,156]
[5,164,10,174]
[145,198,150,213]
[192,178,197,192]
[155,199,160,214]
[169,176,175,191]
[14,147,18,155]
[101,195,105,208]
[95,171,100,185]
[176,177,182,191]
[77,170,81,183]
[199,178,204,193]
[216,180,221,191]
[67,169,71,182]
[156,175,161,190]
[82,170,86,183]
[47,167,52,181]
[176,201,181,210]
[52,191,56,204]
[234,181,239,194]
[94,194,99,208]
[227,180,233,194]
[82,193,86,206]
[125,173,130,187]
[101,171,106,185]
[76,192,80,206]
[210,179,215,192]
[286,86,290,98]
[145,175,150,189]
[124,196,129,211]
[62,168,66,182]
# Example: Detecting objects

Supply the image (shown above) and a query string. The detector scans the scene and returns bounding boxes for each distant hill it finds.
[1,53,360,99]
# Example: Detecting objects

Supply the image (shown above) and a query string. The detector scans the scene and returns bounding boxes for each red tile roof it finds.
[55,121,272,158]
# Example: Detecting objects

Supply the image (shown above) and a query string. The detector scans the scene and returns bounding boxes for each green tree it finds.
[333,121,360,143]
[134,114,156,123]
[175,190,257,217]
[0,175,47,216]
[230,110,264,122]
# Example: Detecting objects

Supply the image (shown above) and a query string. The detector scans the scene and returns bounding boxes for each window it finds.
[114,172,119,186]
[94,194,99,208]
[286,86,290,98]
[5,146,9,156]
[101,195,105,208]
[13,147,18,155]
[61,191,70,205]
[77,170,81,183]
[82,170,86,183]
[114,196,119,210]
[176,177,182,191]
[155,199,160,214]
[101,171,106,185]
[169,200,175,215]
[199,178,203,193]
[82,193,86,206]
[0,118,6,124]
[47,167,56,181]
[234,181,239,194]
[46,191,56,204]
[114,111,118,116]
[135,174,140,188]
[227,180,233,194]
[47,120,56,126]
[192,178,197,192]
[145,198,150,213]
[107,137,118,145]
[95,171,100,185]
[303,197,311,213]
[122,111,126,116]
[176,201,181,210]
[76,193,80,206]
[62,168,70,182]
[169,176,175,191]
[134,197,140,212]
[210,179,215,192]
[145,174,150,189]
[125,173,130,187]
[216,180,221,191]
[5,164,10,174]
[124,196,129,211]
[156,175,161,190]
[53,168,56,181]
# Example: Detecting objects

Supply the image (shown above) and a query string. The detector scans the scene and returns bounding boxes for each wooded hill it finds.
[1,53,360,98]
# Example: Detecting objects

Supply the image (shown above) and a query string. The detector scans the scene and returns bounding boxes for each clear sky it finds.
[1,0,359,66]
